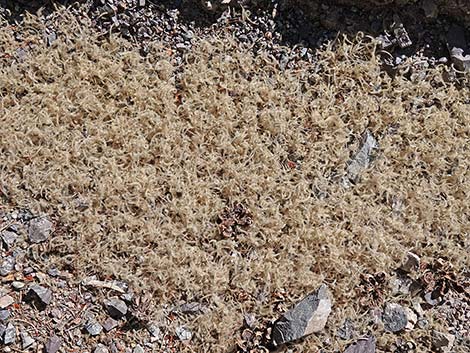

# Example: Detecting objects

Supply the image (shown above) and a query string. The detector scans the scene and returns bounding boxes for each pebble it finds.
[12,281,25,290]
[0,295,14,309]
[346,130,379,183]
[133,345,144,353]
[382,303,408,333]
[404,307,417,331]
[84,318,103,336]
[27,284,52,307]
[344,336,376,353]
[45,335,62,353]
[3,323,16,344]
[337,318,354,340]
[0,256,15,276]
[0,309,10,321]
[1,230,18,249]
[271,284,332,346]
[176,325,192,341]
[401,252,420,273]
[94,344,110,353]
[104,297,128,319]
[20,331,35,349]
[432,330,455,352]
[103,317,119,332]
[28,217,53,243]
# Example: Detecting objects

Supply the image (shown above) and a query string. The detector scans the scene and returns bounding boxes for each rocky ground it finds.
[1,0,469,352]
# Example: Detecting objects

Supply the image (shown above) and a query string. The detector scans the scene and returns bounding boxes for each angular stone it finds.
[20,331,35,349]
[104,297,128,319]
[27,284,52,307]
[0,256,15,276]
[45,335,62,353]
[401,252,420,273]
[103,317,119,332]
[0,295,14,309]
[344,336,376,353]
[337,318,354,340]
[0,309,10,321]
[1,230,18,249]
[84,318,103,336]
[12,281,25,290]
[176,326,192,341]
[404,307,417,331]
[94,344,110,353]
[3,323,16,344]
[133,345,144,353]
[347,130,378,182]
[272,284,332,346]
[382,303,407,333]
[432,330,455,352]
[28,217,53,243]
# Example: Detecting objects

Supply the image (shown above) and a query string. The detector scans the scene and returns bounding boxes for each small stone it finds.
[0,309,10,321]
[0,256,15,276]
[3,323,16,344]
[12,281,25,290]
[133,345,144,353]
[94,344,110,353]
[401,252,420,273]
[404,307,417,331]
[0,295,14,309]
[417,318,429,329]
[178,301,207,315]
[176,326,192,341]
[20,331,35,349]
[424,291,440,306]
[84,319,103,336]
[272,284,332,346]
[432,330,455,352]
[344,336,376,353]
[146,323,162,342]
[243,313,257,328]
[347,130,379,182]
[382,303,407,333]
[104,297,128,319]
[45,335,62,353]
[337,318,354,340]
[120,292,133,303]
[1,231,18,249]
[103,317,119,332]
[28,217,53,243]
[27,285,52,307]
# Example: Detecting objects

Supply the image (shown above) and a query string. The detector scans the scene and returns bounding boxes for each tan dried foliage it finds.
[0,11,469,352]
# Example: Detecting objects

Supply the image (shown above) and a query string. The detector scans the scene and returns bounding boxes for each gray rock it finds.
[12,281,25,290]
[0,256,15,276]
[104,297,128,319]
[382,303,407,333]
[3,323,16,344]
[20,331,35,349]
[133,345,144,353]
[1,230,18,249]
[84,318,103,336]
[432,330,455,352]
[272,284,332,346]
[177,302,208,315]
[0,309,10,321]
[28,217,53,243]
[400,252,420,273]
[45,335,62,353]
[0,295,14,309]
[0,323,5,341]
[103,317,119,332]
[94,344,110,353]
[344,336,376,353]
[27,284,52,307]
[347,130,378,182]
[176,326,192,341]
[337,318,354,340]
[243,313,257,328]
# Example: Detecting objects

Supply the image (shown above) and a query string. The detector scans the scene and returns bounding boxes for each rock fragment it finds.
[404,307,417,331]
[391,16,412,48]
[0,295,14,309]
[0,256,15,276]
[45,335,62,353]
[20,331,35,349]
[400,252,420,273]
[94,344,110,353]
[103,317,119,332]
[27,284,52,308]
[382,303,407,333]
[346,130,378,183]
[3,323,16,344]
[178,301,208,315]
[133,345,144,353]
[271,284,332,346]
[337,318,354,340]
[176,325,192,341]
[82,276,126,293]
[432,330,455,352]
[1,230,18,249]
[104,297,128,319]
[0,309,10,321]
[12,281,25,290]
[85,318,103,336]
[344,336,376,353]
[28,217,53,243]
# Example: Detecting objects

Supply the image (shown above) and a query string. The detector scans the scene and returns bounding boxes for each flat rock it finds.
[432,330,455,352]
[94,344,110,353]
[337,318,354,340]
[382,303,407,333]
[344,336,376,353]
[27,284,52,307]
[45,335,62,353]
[176,326,192,341]
[85,318,103,336]
[103,317,119,332]
[104,297,128,319]
[0,309,10,321]
[28,217,53,243]
[0,256,15,276]
[347,130,378,182]
[0,295,14,309]
[3,323,16,344]
[1,230,18,249]
[271,284,332,346]
[20,331,35,349]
